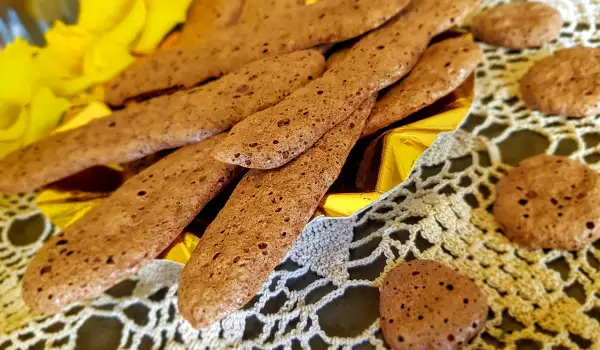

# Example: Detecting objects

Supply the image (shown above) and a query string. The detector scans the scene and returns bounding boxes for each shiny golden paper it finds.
[160,232,200,264]
[320,74,474,217]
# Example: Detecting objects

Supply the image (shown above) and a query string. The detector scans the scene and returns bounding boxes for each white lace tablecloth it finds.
[1,0,600,349]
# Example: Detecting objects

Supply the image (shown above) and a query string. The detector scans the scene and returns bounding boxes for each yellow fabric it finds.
[36,190,104,229]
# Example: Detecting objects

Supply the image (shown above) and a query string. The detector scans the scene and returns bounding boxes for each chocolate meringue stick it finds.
[22,134,241,314]
[362,35,482,137]
[179,96,376,329]
[0,50,324,195]
[213,0,481,169]
[105,0,410,105]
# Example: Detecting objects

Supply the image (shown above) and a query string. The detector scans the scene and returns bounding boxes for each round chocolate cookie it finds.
[380,260,488,350]
[520,47,600,117]
[495,155,600,250]
[472,2,562,49]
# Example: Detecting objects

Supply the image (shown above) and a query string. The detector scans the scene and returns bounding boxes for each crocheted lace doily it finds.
[1,0,599,348]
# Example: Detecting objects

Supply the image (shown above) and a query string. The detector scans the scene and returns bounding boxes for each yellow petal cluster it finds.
[0,0,193,157]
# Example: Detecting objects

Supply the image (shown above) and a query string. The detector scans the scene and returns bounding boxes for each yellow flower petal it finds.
[83,37,136,84]
[42,21,94,79]
[105,0,147,47]
[78,0,134,34]
[0,104,28,157]
[23,87,70,145]
[0,38,41,104]
[51,75,96,97]
[132,0,193,54]
[51,37,134,97]
[0,103,27,143]
[0,102,22,130]
[54,101,111,134]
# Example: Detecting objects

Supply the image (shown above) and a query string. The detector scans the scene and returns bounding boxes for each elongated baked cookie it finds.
[362,35,482,136]
[22,134,240,314]
[105,0,410,105]
[178,96,376,329]
[213,0,481,169]
[0,50,324,195]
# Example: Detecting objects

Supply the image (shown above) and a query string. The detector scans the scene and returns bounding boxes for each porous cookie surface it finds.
[380,260,488,350]
[238,0,304,24]
[21,135,239,314]
[495,155,600,250]
[105,0,410,105]
[520,47,600,117]
[213,0,481,169]
[472,2,562,49]
[0,50,324,195]
[179,97,376,329]
[362,35,482,137]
